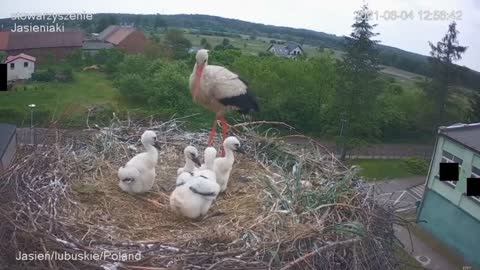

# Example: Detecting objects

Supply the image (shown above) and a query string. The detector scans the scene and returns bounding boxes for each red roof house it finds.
[97,25,147,54]
[0,31,84,63]
[5,53,36,63]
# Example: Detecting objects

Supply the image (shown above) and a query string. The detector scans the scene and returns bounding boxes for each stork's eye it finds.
[235,144,240,148]
[203,59,207,63]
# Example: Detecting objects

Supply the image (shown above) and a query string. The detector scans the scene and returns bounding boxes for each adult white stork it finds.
[190,49,259,155]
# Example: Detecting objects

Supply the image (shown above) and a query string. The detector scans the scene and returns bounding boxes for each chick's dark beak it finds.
[191,154,201,166]
[235,145,246,154]
[153,140,162,150]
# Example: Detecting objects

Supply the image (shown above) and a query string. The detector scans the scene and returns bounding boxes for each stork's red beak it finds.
[193,64,204,98]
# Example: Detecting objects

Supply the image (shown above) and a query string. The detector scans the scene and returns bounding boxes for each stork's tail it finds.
[118,166,140,183]
[220,90,259,114]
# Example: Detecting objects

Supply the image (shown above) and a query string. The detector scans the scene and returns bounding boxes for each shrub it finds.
[403,157,429,175]
[57,67,74,82]
[31,69,55,82]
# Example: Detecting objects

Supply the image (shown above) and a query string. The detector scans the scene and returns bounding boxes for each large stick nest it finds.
[0,117,407,270]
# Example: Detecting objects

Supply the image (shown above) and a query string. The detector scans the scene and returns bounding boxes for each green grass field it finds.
[154,28,333,58]
[351,159,420,181]
[0,71,122,126]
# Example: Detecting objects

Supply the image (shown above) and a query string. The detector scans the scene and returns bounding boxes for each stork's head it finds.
[223,136,246,154]
[184,146,201,166]
[141,130,161,150]
[193,49,209,98]
[195,49,209,65]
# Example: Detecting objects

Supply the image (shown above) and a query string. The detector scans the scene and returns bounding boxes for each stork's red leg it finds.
[220,116,228,142]
[208,116,219,146]
[219,116,228,157]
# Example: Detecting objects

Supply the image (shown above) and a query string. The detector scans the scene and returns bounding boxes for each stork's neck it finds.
[184,158,196,172]
[144,144,158,163]
[224,148,235,164]
[193,62,207,73]
[205,156,215,170]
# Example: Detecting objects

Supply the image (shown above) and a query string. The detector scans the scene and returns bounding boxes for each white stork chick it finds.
[177,146,201,175]
[190,49,259,153]
[200,147,217,170]
[213,136,245,192]
[193,147,217,182]
[169,173,220,219]
[118,130,161,193]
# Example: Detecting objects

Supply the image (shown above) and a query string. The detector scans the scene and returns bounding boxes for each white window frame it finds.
[470,166,480,202]
[440,150,462,188]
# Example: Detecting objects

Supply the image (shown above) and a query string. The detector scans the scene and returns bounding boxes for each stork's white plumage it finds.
[177,146,201,175]
[213,136,245,192]
[190,49,259,155]
[194,147,217,182]
[169,172,220,219]
[118,130,162,193]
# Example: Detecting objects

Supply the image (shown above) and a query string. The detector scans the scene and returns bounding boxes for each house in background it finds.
[82,40,114,56]
[0,123,17,172]
[267,42,304,58]
[417,122,480,268]
[0,31,84,63]
[96,25,148,54]
[5,53,36,81]
[188,47,202,54]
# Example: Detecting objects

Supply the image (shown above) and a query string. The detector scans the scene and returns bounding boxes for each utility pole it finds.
[28,104,36,145]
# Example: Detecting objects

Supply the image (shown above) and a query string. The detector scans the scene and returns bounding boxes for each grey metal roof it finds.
[268,42,303,57]
[0,123,16,158]
[82,40,114,50]
[285,42,302,52]
[268,44,290,56]
[439,123,480,153]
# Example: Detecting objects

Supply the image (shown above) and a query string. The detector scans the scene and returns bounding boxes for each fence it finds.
[284,137,433,160]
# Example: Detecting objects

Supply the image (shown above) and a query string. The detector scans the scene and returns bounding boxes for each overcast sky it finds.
[2,0,479,71]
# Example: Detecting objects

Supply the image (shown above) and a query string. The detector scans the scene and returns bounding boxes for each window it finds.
[471,166,480,202]
[10,63,14,69]
[24,62,28,67]
[441,150,462,187]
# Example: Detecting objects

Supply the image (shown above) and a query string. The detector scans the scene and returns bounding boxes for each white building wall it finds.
[290,47,303,55]
[7,58,35,81]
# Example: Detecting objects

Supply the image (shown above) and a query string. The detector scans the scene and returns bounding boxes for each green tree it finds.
[154,14,166,31]
[96,15,118,32]
[134,15,143,27]
[66,49,84,69]
[0,51,6,62]
[222,38,230,47]
[426,21,467,128]
[164,30,192,59]
[331,4,381,161]
[200,38,212,49]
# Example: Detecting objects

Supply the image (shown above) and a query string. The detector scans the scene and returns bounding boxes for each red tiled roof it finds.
[106,27,135,45]
[0,32,9,50]
[0,31,84,50]
[5,53,36,63]
[97,25,137,45]
[97,25,120,40]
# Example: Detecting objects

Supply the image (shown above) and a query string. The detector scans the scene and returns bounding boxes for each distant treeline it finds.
[0,13,478,90]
